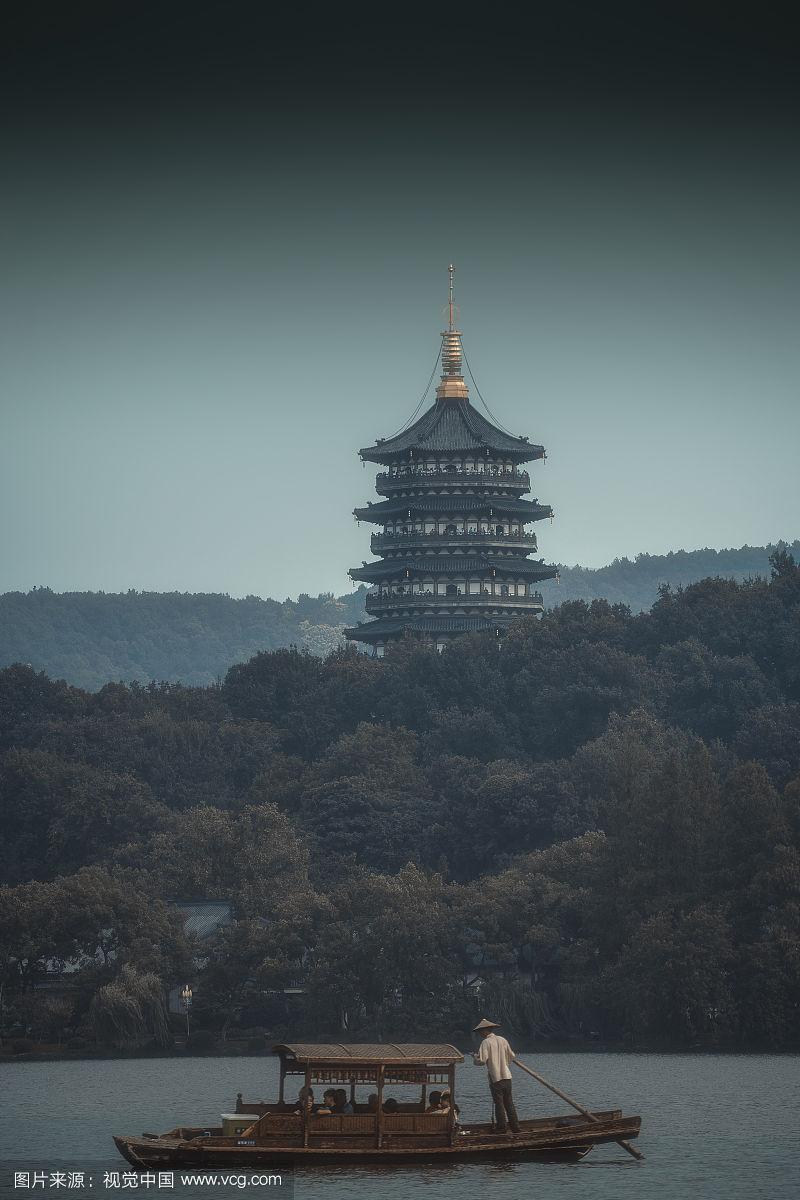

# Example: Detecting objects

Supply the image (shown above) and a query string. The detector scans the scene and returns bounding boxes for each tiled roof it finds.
[354,495,553,522]
[350,556,557,581]
[360,399,544,463]
[168,900,233,940]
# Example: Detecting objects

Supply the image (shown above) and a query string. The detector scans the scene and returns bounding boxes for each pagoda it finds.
[345,267,557,656]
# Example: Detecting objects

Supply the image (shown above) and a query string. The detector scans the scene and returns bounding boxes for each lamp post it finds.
[181,985,193,1042]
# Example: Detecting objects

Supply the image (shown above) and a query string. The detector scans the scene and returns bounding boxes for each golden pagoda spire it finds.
[436,263,469,400]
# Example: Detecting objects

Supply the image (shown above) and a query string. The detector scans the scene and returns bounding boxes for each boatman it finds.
[472,1017,521,1135]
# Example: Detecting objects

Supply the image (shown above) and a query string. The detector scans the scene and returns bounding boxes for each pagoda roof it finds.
[349,556,558,582]
[354,495,553,523]
[345,613,536,643]
[360,398,544,464]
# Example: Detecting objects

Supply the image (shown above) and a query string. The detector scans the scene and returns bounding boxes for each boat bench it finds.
[309,1114,448,1136]
[384,1114,448,1135]
[311,1116,376,1136]
[239,1111,450,1141]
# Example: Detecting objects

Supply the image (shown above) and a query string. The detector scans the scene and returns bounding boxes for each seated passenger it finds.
[382,1097,399,1114]
[294,1086,314,1113]
[333,1088,354,1115]
[316,1088,337,1115]
[425,1090,443,1113]
[439,1090,460,1123]
[366,1093,380,1113]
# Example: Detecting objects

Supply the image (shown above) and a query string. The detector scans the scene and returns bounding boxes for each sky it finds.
[1,4,799,601]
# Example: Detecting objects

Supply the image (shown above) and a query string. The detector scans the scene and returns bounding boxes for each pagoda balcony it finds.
[375,467,530,495]
[364,591,544,615]
[371,529,538,553]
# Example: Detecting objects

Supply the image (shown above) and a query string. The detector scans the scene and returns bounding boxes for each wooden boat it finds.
[114,1042,642,1167]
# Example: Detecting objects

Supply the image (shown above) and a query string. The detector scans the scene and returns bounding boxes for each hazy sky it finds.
[2,6,799,601]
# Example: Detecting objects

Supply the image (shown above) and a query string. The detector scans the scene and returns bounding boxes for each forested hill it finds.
[0,589,365,691]
[2,551,799,1051]
[1,541,796,690]
[554,542,800,609]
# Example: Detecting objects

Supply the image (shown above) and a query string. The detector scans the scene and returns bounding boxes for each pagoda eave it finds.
[353,497,553,523]
[356,396,545,464]
[349,557,558,583]
[359,442,544,466]
[345,611,541,644]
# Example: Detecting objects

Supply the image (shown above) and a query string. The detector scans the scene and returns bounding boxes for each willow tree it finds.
[90,964,171,1048]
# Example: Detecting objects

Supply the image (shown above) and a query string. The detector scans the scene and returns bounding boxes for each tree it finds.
[573,710,723,934]
[304,866,467,1039]
[299,779,425,874]
[223,647,323,724]
[198,900,325,1037]
[656,639,775,742]
[3,555,800,1049]
[458,834,607,1038]
[0,664,85,752]
[89,964,171,1048]
[425,757,578,880]
[129,803,313,918]
[0,868,190,1034]
[501,634,659,760]
[0,751,170,884]
[734,704,800,787]
[605,906,736,1044]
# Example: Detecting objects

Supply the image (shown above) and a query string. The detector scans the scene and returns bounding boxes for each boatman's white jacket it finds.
[473,1032,516,1082]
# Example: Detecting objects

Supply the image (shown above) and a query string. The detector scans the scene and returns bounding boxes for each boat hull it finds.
[114,1113,641,1168]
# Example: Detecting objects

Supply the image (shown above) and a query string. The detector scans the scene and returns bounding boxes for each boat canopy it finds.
[274,1043,463,1064]
[272,1043,464,1091]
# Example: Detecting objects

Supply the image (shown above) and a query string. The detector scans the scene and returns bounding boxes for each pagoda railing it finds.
[371,529,538,552]
[376,468,530,493]
[365,591,545,614]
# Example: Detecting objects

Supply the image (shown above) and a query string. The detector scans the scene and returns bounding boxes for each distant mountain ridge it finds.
[553,542,800,611]
[1,541,796,690]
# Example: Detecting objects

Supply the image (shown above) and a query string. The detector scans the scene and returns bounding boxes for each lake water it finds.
[1,1053,798,1200]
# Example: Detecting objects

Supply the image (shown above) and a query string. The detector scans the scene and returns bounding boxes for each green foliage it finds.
[185,1028,217,1052]
[0,750,171,883]
[0,664,84,751]
[90,964,171,1049]
[302,866,470,1040]
[2,552,800,1048]
[121,803,314,917]
[0,867,191,1002]
[0,589,367,691]
[553,541,800,612]
[2,542,796,691]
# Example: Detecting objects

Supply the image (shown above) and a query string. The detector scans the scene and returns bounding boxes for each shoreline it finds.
[3,1042,798,1064]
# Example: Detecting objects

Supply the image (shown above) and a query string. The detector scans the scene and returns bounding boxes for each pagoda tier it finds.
[371,529,540,553]
[345,267,557,656]
[348,611,545,646]
[353,494,553,523]
[375,466,531,497]
[350,556,555,584]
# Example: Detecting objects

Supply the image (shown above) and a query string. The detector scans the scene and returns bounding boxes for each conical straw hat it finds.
[473,1017,501,1031]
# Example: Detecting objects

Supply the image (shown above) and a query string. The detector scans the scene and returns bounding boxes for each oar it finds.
[512,1059,644,1161]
